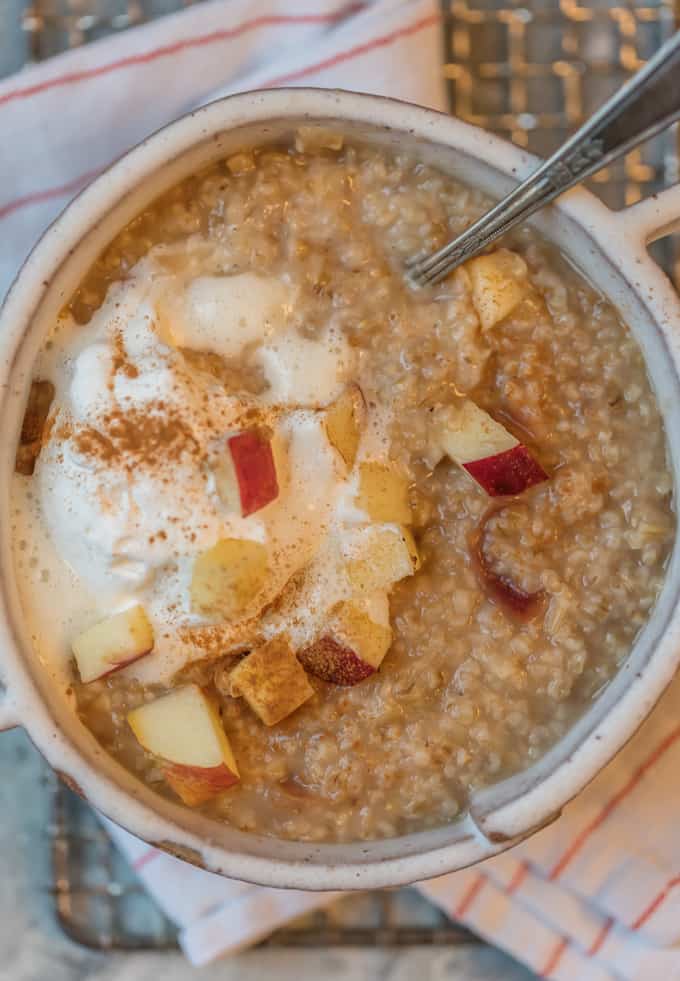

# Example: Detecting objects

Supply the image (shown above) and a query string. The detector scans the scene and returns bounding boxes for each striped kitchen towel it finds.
[2,0,679,976]
[0,0,445,297]
[105,671,680,976]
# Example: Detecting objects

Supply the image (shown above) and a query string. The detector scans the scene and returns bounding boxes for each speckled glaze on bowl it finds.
[1,89,680,890]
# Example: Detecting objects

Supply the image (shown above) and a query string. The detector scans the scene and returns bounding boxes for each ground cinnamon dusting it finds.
[176,619,262,660]
[73,407,199,469]
[111,331,139,381]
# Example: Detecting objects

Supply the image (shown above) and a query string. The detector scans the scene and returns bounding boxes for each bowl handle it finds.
[617,183,680,245]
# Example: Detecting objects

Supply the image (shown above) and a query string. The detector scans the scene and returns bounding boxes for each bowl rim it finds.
[1,86,680,889]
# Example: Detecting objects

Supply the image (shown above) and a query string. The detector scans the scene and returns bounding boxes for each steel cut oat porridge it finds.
[11,130,675,842]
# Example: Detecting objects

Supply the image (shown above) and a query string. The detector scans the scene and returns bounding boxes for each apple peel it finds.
[464,444,548,498]
[127,685,240,807]
[469,504,545,621]
[226,428,279,516]
[298,601,392,686]
[299,636,377,685]
[433,400,548,497]
[163,761,239,807]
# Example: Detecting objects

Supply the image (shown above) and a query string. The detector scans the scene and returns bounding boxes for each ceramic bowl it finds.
[1,89,680,889]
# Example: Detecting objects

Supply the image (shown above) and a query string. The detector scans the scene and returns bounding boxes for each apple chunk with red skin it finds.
[72,605,154,684]
[298,601,393,685]
[215,427,279,517]
[432,401,547,497]
[127,684,239,806]
[469,504,546,621]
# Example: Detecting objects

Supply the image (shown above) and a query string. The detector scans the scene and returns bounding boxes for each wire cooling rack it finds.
[50,780,479,949]
[4,0,680,953]
[442,0,680,281]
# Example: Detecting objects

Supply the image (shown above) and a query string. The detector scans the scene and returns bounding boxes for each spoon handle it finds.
[409,30,680,287]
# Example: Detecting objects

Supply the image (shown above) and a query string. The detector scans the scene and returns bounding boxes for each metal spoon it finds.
[407,30,680,288]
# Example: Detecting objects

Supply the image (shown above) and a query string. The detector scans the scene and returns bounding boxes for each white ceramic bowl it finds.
[2,89,680,890]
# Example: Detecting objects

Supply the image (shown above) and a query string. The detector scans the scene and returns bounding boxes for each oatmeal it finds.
[11,133,674,843]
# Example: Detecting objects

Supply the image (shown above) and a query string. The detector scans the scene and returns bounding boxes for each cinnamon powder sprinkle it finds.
[111,331,139,381]
[174,620,262,668]
[73,407,199,468]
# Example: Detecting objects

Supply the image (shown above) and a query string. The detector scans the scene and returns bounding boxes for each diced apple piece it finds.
[190,538,269,618]
[226,152,255,175]
[72,605,154,684]
[356,462,411,523]
[128,685,239,806]
[162,760,238,808]
[466,249,529,331]
[464,445,548,498]
[324,383,366,468]
[215,428,279,517]
[298,601,392,685]
[433,401,547,497]
[345,525,420,593]
[228,636,313,726]
[295,126,344,153]
[213,452,240,514]
[435,401,517,461]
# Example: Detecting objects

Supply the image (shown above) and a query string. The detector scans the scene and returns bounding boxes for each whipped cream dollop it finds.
[161,272,294,360]
[24,252,389,683]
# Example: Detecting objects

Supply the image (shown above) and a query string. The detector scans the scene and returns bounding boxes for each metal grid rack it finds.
[442,0,680,281]
[51,780,480,950]
[4,0,680,953]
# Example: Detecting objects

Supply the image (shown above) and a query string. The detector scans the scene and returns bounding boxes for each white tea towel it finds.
[103,673,680,976]
[0,0,445,297]
[2,2,679,977]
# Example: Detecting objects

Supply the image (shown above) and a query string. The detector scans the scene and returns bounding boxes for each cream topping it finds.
[13,253,393,684]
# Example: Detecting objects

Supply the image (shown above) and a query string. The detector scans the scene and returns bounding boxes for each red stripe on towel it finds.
[262,12,440,86]
[0,5,365,108]
[453,874,486,919]
[0,166,105,221]
[587,916,614,956]
[549,724,680,880]
[133,847,161,872]
[506,861,529,895]
[631,874,680,931]
[540,936,569,978]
